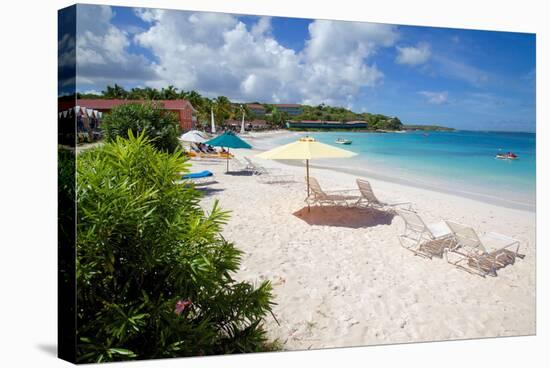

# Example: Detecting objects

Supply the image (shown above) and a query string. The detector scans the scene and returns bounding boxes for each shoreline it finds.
[277,160,535,213]
[245,130,536,213]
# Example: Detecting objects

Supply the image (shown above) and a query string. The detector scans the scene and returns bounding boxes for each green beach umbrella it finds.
[205,131,252,172]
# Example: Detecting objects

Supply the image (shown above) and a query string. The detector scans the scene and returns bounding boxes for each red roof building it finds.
[226,119,270,130]
[60,99,196,131]
[273,103,301,107]
[246,103,266,116]
[273,103,303,116]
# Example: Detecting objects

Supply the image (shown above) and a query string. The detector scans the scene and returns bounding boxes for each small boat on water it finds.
[335,138,352,145]
[496,152,519,160]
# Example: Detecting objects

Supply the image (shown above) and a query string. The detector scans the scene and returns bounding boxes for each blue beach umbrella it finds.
[205,131,252,172]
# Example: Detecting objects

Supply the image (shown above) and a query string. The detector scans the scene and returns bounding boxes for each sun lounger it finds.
[178,170,215,185]
[354,179,412,212]
[188,151,233,160]
[395,208,454,259]
[444,221,524,277]
[305,177,360,207]
[230,157,254,172]
[243,157,281,175]
[244,157,294,183]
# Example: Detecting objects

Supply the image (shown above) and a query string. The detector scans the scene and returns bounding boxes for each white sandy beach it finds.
[187,131,536,350]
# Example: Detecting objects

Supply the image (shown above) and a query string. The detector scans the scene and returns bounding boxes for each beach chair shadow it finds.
[197,187,225,197]
[293,206,394,228]
[225,171,255,176]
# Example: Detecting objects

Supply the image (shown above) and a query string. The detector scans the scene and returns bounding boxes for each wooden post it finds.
[226,147,230,173]
[306,159,310,212]
[306,159,310,196]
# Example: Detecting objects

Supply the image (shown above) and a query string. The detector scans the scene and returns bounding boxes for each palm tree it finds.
[128,87,146,99]
[181,90,203,110]
[102,84,128,99]
[143,87,160,100]
[193,96,212,130]
[161,85,178,99]
[213,96,232,128]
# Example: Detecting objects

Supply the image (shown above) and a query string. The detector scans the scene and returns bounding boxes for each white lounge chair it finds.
[305,177,360,208]
[244,157,294,183]
[395,208,454,259]
[355,179,412,212]
[175,170,216,185]
[444,221,524,277]
[231,157,254,172]
[243,157,279,175]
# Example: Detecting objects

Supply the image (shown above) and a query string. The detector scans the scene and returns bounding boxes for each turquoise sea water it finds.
[259,130,536,211]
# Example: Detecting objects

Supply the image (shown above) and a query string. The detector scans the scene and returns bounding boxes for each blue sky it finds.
[66,4,536,132]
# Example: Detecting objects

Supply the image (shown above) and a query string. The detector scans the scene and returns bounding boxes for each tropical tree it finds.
[143,87,161,100]
[76,133,275,363]
[181,90,203,108]
[102,84,128,99]
[128,88,146,99]
[161,85,179,99]
[100,102,180,152]
[210,96,232,129]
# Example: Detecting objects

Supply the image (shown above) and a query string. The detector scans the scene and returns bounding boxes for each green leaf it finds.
[108,348,137,357]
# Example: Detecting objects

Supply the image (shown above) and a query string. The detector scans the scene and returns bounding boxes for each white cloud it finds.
[58,33,76,67]
[419,91,448,104]
[299,20,398,105]
[432,54,489,86]
[76,5,158,86]
[81,89,102,95]
[395,42,431,65]
[305,20,398,61]
[251,16,272,39]
[77,7,400,107]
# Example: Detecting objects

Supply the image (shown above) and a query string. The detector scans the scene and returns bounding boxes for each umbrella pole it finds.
[306,159,310,212]
[226,147,230,173]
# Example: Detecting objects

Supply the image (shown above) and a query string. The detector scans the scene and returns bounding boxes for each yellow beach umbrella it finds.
[256,136,356,197]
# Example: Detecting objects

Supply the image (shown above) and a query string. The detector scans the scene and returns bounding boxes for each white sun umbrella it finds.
[179,130,208,143]
[240,106,246,134]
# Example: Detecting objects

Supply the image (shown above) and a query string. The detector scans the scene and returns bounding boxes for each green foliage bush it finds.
[101,102,181,152]
[368,116,403,130]
[76,133,274,363]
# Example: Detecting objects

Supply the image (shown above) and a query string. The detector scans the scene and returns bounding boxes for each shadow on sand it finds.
[293,206,394,228]
[189,159,224,165]
[197,187,225,197]
[225,171,255,176]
